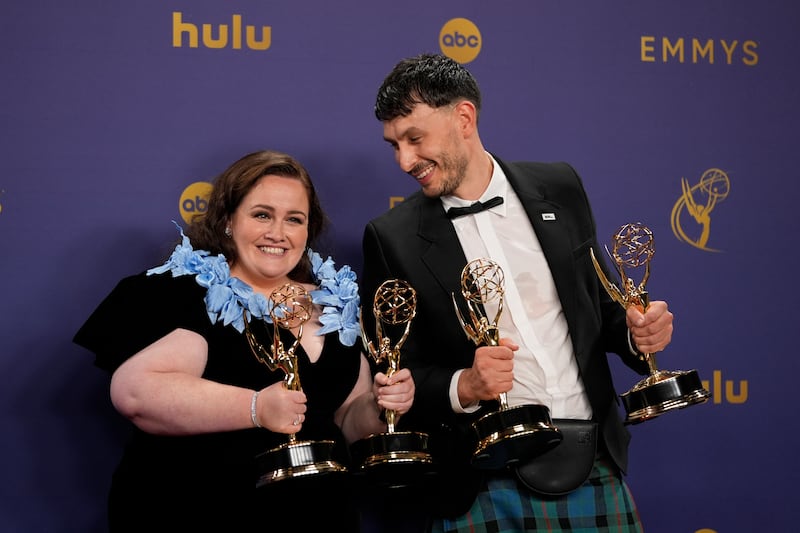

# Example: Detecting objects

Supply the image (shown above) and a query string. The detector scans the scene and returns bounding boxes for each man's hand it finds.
[457,338,518,406]
[627,300,673,354]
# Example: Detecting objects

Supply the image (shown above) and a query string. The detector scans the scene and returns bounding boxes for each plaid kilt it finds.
[431,455,643,533]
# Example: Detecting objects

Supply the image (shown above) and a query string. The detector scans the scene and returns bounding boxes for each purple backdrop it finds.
[2,1,798,531]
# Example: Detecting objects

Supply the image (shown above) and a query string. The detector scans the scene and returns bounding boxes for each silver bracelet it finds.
[250,390,262,428]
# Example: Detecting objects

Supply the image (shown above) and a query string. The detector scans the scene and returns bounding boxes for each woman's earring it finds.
[224,227,232,238]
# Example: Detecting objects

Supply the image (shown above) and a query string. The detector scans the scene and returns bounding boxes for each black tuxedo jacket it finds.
[360,157,650,516]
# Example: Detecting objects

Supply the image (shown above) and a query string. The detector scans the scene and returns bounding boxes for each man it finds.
[360,53,674,532]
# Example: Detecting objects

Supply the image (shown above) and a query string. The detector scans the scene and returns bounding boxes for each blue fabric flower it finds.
[147,224,361,345]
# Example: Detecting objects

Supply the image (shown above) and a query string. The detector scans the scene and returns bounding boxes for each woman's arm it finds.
[109,328,305,435]
[334,354,415,444]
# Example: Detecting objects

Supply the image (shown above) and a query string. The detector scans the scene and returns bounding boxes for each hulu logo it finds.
[172,12,271,50]
[701,370,748,404]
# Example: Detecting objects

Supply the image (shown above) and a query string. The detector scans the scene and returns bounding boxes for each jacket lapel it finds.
[417,199,468,299]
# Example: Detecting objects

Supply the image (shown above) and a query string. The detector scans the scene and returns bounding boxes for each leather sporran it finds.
[514,419,598,496]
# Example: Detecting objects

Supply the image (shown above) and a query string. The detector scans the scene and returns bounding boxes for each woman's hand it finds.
[254,381,307,434]
[372,368,415,416]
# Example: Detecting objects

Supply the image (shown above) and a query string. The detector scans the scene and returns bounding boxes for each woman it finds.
[74,150,415,531]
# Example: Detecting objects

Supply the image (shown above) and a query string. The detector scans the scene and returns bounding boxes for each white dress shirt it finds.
[440,154,593,420]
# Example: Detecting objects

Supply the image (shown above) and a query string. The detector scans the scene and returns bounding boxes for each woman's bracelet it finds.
[250,390,262,428]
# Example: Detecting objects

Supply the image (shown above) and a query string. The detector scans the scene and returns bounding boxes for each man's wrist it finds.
[451,369,480,413]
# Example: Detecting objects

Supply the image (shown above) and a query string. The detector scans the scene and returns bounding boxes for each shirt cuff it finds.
[449,369,481,414]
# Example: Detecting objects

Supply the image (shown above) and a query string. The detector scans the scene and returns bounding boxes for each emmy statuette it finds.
[350,279,434,488]
[591,222,710,424]
[243,283,348,486]
[452,258,562,470]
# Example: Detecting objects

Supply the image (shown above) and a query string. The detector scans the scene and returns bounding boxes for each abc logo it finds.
[439,18,482,64]
[179,181,213,224]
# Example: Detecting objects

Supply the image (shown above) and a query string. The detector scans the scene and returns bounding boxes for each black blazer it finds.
[360,157,650,516]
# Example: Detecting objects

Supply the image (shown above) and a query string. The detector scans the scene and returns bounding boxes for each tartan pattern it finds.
[431,457,643,533]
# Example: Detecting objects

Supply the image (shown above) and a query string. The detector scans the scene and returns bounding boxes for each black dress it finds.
[74,271,363,532]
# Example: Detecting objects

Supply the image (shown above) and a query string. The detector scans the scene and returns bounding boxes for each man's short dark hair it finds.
[374,53,482,121]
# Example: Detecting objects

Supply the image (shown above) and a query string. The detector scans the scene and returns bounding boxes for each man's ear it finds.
[454,100,478,137]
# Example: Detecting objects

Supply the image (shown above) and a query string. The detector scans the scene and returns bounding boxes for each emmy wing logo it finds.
[670,168,730,252]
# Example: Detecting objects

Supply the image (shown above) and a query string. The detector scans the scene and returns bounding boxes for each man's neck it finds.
[454,148,493,201]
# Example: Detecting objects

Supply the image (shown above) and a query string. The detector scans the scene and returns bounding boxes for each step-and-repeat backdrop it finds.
[2,2,797,531]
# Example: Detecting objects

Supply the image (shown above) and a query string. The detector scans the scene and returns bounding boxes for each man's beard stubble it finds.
[425,148,468,199]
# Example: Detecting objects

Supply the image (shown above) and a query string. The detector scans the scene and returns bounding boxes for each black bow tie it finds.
[446,196,504,219]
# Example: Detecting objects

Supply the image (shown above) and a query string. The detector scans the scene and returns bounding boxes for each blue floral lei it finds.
[146,223,361,346]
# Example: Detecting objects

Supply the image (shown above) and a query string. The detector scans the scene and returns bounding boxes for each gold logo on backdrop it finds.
[670,168,730,252]
[179,181,213,224]
[439,18,482,64]
[640,36,758,66]
[701,370,748,405]
[173,12,272,50]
